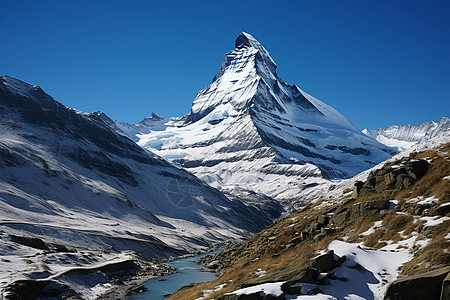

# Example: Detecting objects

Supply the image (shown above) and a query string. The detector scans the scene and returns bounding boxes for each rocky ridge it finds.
[363,117,450,151]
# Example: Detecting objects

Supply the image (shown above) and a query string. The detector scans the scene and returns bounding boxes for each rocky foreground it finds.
[169,143,450,300]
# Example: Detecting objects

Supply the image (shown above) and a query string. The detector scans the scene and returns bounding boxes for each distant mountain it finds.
[362,117,450,151]
[115,32,396,207]
[0,75,280,261]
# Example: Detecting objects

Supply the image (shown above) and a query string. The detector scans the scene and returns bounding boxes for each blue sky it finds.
[1,0,449,129]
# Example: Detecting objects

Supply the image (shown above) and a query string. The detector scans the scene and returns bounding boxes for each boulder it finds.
[241,267,317,288]
[357,158,429,195]
[435,204,450,216]
[331,208,349,226]
[281,282,302,294]
[206,260,222,269]
[308,251,335,272]
[441,272,450,300]
[308,250,346,272]
[405,159,429,180]
[352,181,364,199]
[384,172,396,186]
[350,199,390,221]
[317,215,329,226]
[384,266,450,300]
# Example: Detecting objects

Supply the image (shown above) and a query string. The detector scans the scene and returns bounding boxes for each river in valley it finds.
[128,251,218,299]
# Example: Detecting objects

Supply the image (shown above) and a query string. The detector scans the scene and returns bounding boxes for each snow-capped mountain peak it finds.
[114,32,396,209]
[234,32,277,68]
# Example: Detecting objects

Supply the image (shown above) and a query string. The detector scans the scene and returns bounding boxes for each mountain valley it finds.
[0,32,449,300]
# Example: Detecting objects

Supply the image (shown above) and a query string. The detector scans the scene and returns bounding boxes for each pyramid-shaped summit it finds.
[123,32,396,208]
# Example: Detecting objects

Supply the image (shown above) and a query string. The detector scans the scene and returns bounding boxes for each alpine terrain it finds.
[0,75,279,298]
[169,127,450,300]
[115,32,396,209]
[1,30,448,300]
[362,117,450,151]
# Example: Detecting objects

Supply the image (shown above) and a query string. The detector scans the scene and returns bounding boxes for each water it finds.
[128,251,218,300]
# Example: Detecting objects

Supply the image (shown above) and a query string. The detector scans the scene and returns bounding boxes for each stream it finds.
[128,251,218,299]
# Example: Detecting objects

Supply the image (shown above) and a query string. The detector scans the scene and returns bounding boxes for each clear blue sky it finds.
[1,0,449,129]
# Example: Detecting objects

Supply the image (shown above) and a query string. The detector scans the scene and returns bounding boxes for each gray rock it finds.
[308,250,346,273]
[307,286,322,295]
[384,266,450,300]
[405,159,429,180]
[331,208,349,226]
[441,272,450,300]
[350,199,390,221]
[384,173,396,186]
[436,204,450,216]
[241,267,317,288]
[352,181,364,199]
[317,215,329,226]
[281,282,302,294]
[206,260,222,269]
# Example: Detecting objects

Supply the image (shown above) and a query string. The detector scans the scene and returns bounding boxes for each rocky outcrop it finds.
[3,280,78,300]
[8,235,49,250]
[308,250,346,272]
[355,157,430,197]
[442,272,450,300]
[384,266,450,300]
[350,199,390,221]
[241,267,317,288]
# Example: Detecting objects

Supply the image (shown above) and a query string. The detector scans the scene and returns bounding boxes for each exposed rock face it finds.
[3,280,79,300]
[442,272,450,300]
[384,266,450,300]
[308,250,346,272]
[350,199,390,221]
[8,235,49,250]
[356,157,430,197]
[241,267,317,288]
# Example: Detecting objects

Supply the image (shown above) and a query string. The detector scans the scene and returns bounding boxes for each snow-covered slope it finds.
[0,76,280,275]
[362,117,450,151]
[117,32,396,207]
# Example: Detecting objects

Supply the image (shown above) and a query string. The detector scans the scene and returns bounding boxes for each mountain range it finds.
[362,117,449,151]
[0,32,448,299]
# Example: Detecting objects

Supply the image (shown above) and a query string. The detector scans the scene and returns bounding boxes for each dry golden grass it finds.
[362,229,387,248]
[400,220,450,276]
[346,214,383,243]
[355,193,389,202]
[395,146,450,202]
